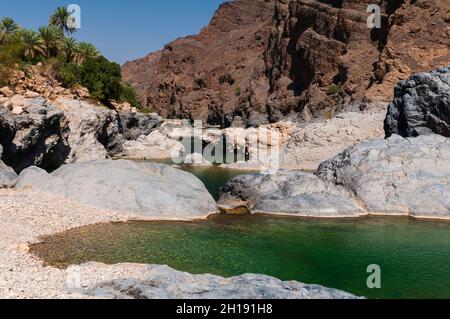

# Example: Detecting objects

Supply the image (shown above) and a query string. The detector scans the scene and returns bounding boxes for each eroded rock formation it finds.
[53,98,125,162]
[317,134,450,217]
[0,93,166,171]
[0,98,70,173]
[122,0,450,127]
[385,66,450,137]
[119,112,163,140]
[123,0,276,127]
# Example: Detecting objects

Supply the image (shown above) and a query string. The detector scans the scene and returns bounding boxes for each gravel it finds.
[0,189,132,299]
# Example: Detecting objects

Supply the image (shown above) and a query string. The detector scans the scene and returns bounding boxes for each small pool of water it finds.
[180,166,255,200]
[143,159,254,200]
[31,215,450,299]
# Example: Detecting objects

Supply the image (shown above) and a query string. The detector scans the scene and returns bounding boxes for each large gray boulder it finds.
[385,67,450,138]
[74,263,361,299]
[0,145,17,188]
[0,98,70,173]
[119,111,162,140]
[54,98,125,163]
[317,134,450,218]
[220,135,450,219]
[15,160,217,219]
[218,171,363,217]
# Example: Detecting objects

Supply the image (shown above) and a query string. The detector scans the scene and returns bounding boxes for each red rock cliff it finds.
[122,0,450,127]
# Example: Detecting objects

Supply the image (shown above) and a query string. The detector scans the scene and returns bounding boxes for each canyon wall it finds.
[122,0,450,127]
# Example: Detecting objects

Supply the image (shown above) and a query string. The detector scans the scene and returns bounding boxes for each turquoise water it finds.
[180,165,254,200]
[31,215,450,299]
[144,159,253,200]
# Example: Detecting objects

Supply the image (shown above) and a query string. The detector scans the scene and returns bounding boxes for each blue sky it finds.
[1,0,226,65]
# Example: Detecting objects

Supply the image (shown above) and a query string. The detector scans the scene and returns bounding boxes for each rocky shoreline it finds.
[0,189,130,298]
[219,67,450,219]
[1,0,449,300]
[0,67,449,299]
[219,134,450,220]
[0,189,360,299]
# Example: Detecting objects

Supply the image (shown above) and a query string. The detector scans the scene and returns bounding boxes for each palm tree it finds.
[20,29,44,60]
[62,37,77,63]
[49,7,76,35]
[75,42,99,64]
[38,25,62,58]
[1,17,19,34]
[0,17,20,45]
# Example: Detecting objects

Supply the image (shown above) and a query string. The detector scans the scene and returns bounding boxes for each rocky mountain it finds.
[123,0,276,126]
[122,0,450,127]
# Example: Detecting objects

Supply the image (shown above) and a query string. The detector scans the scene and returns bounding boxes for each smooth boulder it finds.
[385,67,450,138]
[0,145,17,188]
[220,135,450,219]
[317,135,450,218]
[75,263,361,299]
[15,160,217,219]
[218,170,363,217]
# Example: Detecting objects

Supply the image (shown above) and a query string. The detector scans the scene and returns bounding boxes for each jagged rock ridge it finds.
[122,0,450,127]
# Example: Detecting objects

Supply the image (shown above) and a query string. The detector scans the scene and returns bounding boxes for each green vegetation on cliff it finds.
[0,8,140,107]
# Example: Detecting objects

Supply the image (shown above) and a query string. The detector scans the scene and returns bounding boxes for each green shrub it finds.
[235,86,241,97]
[77,56,122,102]
[138,106,155,114]
[2,20,140,107]
[54,56,142,107]
[120,82,141,108]
[0,42,23,86]
[54,61,80,87]
[327,83,342,95]
[324,110,334,120]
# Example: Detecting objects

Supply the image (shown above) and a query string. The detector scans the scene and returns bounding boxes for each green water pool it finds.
[180,165,254,200]
[141,159,254,200]
[31,215,450,299]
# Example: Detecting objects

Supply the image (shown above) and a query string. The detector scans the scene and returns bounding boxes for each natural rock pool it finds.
[139,159,255,200]
[31,215,450,299]
[179,165,254,200]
